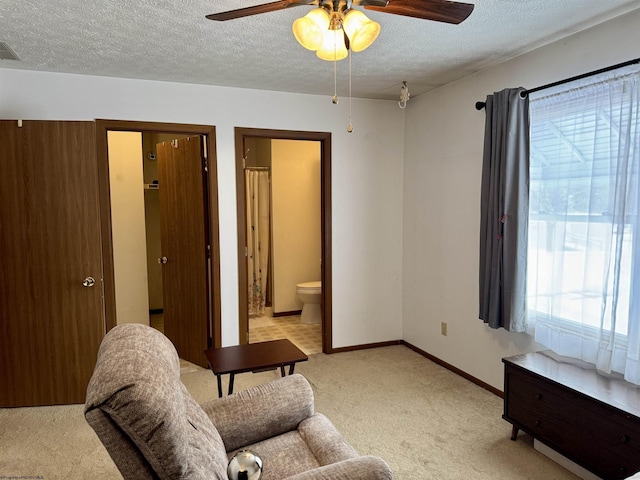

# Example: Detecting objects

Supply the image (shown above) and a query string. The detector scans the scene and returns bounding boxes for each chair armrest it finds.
[200,374,314,452]
[285,456,393,480]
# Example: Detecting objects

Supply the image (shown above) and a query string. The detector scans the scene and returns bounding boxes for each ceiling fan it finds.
[206,1,474,131]
[207,1,474,61]
[206,0,474,25]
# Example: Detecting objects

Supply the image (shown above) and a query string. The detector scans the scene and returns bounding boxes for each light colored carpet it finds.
[0,345,578,479]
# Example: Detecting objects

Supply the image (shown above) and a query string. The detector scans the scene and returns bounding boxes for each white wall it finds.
[402,9,640,390]
[271,139,322,313]
[107,131,150,325]
[0,70,405,348]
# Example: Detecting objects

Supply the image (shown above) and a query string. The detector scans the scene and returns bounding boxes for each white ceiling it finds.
[1,0,639,100]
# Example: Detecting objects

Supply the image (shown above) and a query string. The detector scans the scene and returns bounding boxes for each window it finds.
[527,65,640,380]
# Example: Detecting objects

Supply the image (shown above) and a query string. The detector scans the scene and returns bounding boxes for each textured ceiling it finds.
[0,0,639,100]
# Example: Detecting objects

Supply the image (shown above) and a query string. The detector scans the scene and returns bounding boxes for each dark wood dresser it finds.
[503,351,640,480]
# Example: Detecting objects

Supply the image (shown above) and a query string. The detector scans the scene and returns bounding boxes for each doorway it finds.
[96,120,222,367]
[234,128,333,353]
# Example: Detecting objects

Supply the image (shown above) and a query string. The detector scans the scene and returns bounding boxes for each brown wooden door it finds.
[0,121,104,407]
[157,136,210,367]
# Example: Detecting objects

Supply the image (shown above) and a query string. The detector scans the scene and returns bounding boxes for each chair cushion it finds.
[84,324,228,480]
[201,373,315,453]
[232,414,360,480]
[235,430,321,480]
[286,456,394,480]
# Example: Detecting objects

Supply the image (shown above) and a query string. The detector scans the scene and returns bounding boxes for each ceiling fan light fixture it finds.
[342,10,380,52]
[292,8,330,51]
[316,29,348,61]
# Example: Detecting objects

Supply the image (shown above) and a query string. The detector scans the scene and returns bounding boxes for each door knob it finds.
[82,276,96,288]
[158,256,168,264]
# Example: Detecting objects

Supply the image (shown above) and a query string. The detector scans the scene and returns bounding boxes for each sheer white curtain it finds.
[246,170,271,317]
[528,65,640,383]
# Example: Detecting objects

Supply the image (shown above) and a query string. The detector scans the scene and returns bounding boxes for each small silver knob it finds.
[82,276,96,288]
[227,450,262,480]
[158,256,168,264]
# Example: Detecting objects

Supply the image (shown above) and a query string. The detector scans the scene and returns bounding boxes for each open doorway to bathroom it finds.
[235,128,332,354]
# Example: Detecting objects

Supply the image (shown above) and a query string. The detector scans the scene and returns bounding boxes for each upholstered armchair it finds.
[84,324,392,480]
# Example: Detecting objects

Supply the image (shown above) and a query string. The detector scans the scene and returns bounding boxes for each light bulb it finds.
[316,29,348,61]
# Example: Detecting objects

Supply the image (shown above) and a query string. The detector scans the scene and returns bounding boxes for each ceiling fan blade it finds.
[353,0,389,6]
[206,0,316,21]
[364,0,474,25]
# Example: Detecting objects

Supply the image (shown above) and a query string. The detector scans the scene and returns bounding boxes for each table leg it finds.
[280,366,285,377]
[216,375,223,398]
[228,373,235,395]
[289,363,296,375]
[510,425,519,441]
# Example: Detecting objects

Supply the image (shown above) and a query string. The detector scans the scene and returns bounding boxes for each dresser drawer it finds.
[505,370,577,449]
[577,400,640,479]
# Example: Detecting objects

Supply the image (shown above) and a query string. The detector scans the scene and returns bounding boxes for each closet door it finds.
[0,120,105,407]
[157,136,210,368]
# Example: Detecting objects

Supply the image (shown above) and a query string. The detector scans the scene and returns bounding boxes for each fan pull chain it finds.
[347,49,353,133]
[331,34,338,104]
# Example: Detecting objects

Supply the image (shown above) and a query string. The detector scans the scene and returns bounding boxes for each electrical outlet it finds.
[441,322,448,336]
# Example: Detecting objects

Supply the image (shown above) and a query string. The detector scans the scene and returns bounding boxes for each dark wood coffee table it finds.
[204,339,308,397]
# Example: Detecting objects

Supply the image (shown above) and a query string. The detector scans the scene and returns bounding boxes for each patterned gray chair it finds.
[84,324,392,480]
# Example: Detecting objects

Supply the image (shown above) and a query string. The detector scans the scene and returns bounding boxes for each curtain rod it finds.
[475,57,640,110]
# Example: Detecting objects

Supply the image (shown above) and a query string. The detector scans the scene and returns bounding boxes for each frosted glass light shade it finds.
[292,8,330,51]
[343,10,380,52]
[316,29,348,61]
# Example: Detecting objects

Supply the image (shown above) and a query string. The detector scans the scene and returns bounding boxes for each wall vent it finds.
[0,41,21,61]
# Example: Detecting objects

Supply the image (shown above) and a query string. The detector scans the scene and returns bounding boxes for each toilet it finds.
[296,281,322,324]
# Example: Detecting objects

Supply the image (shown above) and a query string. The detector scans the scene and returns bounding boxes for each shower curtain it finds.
[246,169,271,316]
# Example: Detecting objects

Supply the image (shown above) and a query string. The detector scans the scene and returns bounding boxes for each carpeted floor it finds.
[0,345,578,479]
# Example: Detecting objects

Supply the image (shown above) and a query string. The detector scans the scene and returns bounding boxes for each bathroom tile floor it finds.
[250,315,322,355]
[151,312,322,356]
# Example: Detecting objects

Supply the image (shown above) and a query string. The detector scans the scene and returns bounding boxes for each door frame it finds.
[96,120,222,348]
[234,127,333,353]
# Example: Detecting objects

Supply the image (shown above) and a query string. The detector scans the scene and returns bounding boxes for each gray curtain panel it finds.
[479,88,530,332]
